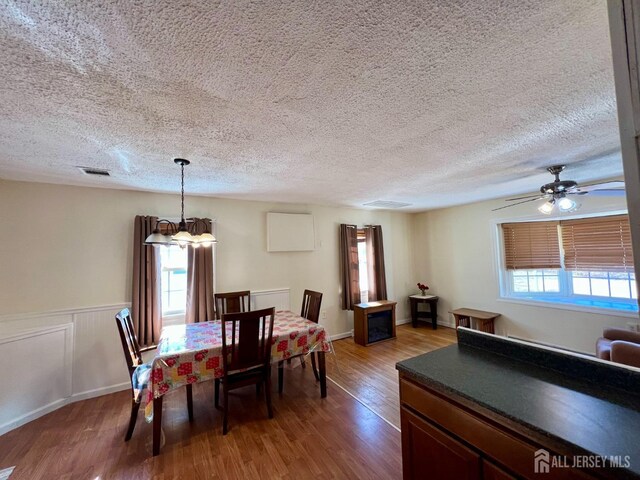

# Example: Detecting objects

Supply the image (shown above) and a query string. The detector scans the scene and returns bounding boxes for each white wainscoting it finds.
[0,288,292,436]
[0,304,130,436]
[0,323,74,435]
[251,288,290,311]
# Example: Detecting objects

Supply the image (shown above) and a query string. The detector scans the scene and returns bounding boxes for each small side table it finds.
[449,308,500,334]
[409,295,439,329]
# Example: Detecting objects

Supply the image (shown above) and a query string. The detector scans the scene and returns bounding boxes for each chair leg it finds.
[222,384,229,435]
[125,398,141,441]
[310,352,320,382]
[153,396,163,456]
[186,384,194,422]
[265,374,274,419]
[278,361,284,394]
[300,356,306,368]
[214,379,220,409]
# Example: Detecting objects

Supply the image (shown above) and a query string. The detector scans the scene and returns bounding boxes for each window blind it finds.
[502,221,561,270]
[561,215,634,272]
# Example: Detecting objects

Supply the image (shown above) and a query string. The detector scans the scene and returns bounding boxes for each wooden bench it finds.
[449,308,500,334]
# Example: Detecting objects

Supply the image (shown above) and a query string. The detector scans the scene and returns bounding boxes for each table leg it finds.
[431,301,438,330]
[278,361,284,394]
[410,299,417,327]
[318,351,327,398]
[153,396,163,456]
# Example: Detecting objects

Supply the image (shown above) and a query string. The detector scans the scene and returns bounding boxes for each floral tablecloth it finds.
[140,310,331,420]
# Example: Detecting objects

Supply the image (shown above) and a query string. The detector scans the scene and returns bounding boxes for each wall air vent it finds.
[363,200,412,209]
[78,166,111,177]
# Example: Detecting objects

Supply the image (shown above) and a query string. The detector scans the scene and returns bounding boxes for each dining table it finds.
[138,310,332,455]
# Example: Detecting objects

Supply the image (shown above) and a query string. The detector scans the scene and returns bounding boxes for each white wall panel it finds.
[72,307,129,396]
[251,288,291,312]
[0,324,73,435]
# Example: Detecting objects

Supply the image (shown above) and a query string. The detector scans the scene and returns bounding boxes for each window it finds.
[159,245,188,316]
[357,230,369,303]
[511,269,560,293]
[500,215,638,312]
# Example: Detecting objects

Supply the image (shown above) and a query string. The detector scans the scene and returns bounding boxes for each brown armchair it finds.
[596,328,640,368]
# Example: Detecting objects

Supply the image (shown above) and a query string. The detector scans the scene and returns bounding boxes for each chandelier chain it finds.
[180,161,185,221]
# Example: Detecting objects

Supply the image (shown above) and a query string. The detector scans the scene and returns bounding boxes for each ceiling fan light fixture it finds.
[538,199,555,215]
[557,196,578,213]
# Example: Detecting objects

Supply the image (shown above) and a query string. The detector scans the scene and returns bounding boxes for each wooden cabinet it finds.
[399,376,598,480]
[353,301,396,346]
[483,461,517,480]
[401,407,481,480]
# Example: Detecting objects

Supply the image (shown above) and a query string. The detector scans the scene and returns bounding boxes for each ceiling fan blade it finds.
[504,193,543,201]
[575,180,625,192]
[492,197,544,212]
[586,189,627,197]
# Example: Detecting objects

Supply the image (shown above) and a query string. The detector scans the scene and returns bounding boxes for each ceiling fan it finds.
[492,165,625,214]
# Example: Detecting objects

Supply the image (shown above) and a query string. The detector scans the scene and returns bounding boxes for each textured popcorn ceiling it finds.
[0,0,622,211]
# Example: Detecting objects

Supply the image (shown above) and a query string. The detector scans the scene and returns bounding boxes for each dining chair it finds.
[214,290,251,319]
[278,289,323,393]
[216,307,275,435]
[115,308,193,441]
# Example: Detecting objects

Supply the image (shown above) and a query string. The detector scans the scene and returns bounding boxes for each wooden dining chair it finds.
[278,289,323,393]
[215,307,275,435]
[214,290,251,319]
[115,308,193,441]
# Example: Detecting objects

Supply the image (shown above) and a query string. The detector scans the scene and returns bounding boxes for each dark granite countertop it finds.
[396,329,640,478]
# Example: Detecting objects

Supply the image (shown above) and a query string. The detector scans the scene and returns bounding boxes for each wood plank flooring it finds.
[326,323,457,428]
[0,323,456,479]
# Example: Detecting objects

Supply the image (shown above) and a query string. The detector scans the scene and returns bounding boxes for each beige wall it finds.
[414,191,637,353]
[0,179,416,337]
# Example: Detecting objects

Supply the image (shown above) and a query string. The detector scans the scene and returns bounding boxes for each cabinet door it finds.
[483,460,516,480]
[401,407,481,480]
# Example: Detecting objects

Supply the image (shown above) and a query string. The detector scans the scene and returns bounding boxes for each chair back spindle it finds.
[301,289,323,324]
[222,308,275,373]
[215,290,251,320]
[115,308,144,377]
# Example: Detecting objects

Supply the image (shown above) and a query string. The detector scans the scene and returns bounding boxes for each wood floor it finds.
[0,323,456,479]
[327,323,457,428]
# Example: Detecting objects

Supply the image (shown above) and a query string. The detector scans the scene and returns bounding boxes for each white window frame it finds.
[494,210,639,317]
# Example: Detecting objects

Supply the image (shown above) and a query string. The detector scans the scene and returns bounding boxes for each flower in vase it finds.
[417,283,429,295]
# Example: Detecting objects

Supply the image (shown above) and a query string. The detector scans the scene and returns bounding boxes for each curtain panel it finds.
[186,218,216,323]
[364,225,388,300]
[132,215,162,346]
[339,224,360,310]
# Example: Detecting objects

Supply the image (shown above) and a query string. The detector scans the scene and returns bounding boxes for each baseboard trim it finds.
[71,382,130,402]
[0,398,68,436]
[0,381,130,437]
[330,331,352,341]
[398,317,456,329]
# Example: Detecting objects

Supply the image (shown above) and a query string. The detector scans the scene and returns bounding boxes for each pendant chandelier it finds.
[144,158,217,248]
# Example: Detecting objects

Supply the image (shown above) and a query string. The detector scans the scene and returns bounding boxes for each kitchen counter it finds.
[396,328,640,479]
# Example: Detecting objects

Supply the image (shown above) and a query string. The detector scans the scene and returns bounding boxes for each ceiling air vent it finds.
[363,200,412,209]
[78,166,111,177]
